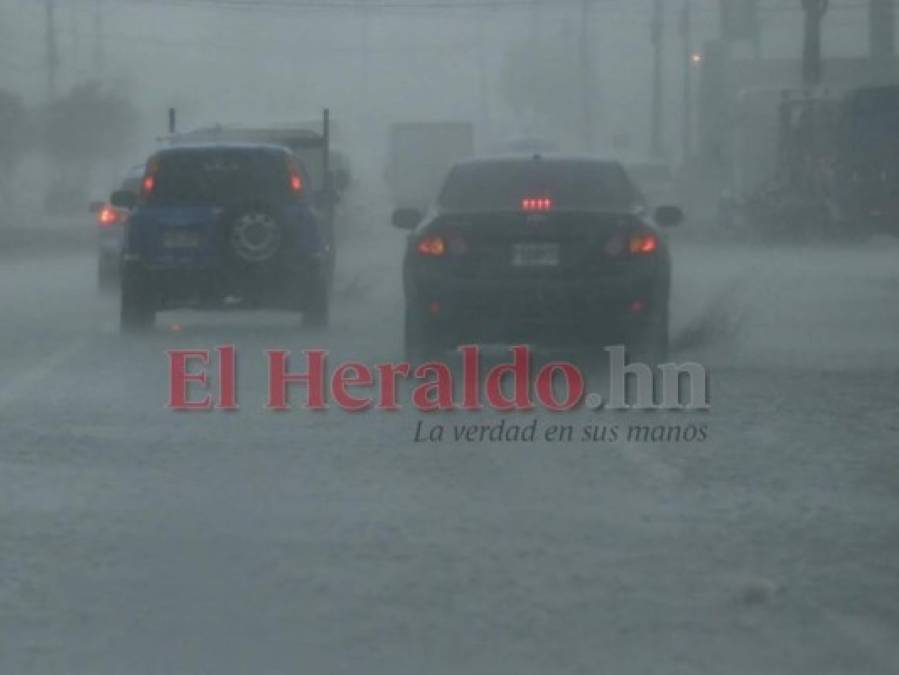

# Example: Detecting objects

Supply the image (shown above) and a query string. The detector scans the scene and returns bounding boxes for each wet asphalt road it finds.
[1,233,897,674]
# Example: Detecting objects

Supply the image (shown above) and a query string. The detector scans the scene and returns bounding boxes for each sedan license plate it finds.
[512,242,560,268]
[162,231,201,249]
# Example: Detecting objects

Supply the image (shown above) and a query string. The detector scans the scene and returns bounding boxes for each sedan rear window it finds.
[438,160,639,212]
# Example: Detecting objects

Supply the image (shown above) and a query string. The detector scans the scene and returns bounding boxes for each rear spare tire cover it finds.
[229,210,282,263]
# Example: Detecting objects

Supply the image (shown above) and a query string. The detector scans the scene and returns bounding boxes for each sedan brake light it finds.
[522,197,553,212]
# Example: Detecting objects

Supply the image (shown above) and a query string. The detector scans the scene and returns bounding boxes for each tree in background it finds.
[40,82,138,214]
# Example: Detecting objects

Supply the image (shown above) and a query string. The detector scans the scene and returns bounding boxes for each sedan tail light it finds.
[416,235,446,257]
[96,206,120,228]
[628,233,658,255]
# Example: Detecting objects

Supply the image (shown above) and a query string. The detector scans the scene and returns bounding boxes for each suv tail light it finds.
[416,235,446,257]
[141,159,159,198]
[286,157,304,193]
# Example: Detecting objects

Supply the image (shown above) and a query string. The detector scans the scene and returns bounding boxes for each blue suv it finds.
[112,144,332,332]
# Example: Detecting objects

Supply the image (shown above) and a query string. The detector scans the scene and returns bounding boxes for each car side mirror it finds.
[89,200,104,214]
[392,208,422,230]
[110,190,137,210]
[654,205,684,228]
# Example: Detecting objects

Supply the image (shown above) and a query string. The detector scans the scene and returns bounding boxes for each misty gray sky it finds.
[0,0,880,163]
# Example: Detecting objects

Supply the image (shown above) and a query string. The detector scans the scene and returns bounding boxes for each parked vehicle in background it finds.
[721,88,841,239]
[394,155,683,363]
[386,121,475,212]
[718,85,899,240]
[89,164,143,290]
[114,144,331,332]
[833,84,899,237]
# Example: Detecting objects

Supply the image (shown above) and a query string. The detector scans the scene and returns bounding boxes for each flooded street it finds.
[2,232,897,674]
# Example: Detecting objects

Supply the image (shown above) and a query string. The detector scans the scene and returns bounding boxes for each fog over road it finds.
[1,232,898,674]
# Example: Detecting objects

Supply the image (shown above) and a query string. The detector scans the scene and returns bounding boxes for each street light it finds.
[689,51,703,65]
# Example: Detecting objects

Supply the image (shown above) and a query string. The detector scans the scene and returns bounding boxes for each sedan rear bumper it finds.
[408,275,665,347]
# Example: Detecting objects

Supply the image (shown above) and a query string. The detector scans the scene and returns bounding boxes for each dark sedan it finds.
[90,165,144,290]
[393,155,683,362]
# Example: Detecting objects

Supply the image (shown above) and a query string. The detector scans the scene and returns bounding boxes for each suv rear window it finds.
[145,149,296,207]
[438,160,639,212]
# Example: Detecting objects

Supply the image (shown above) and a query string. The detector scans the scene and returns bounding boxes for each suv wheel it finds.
[228,208,283,265]
[120,267,155,333]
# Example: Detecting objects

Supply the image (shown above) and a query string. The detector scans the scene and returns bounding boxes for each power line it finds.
[93,0,899,11]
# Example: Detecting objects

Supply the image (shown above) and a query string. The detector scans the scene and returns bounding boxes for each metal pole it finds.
[476,5,491,144]
[801,0,829,88]
[93,0,104,76]
[323,108,331,193]
[651,0,663,157]
[681,0,692,163]
[360,1,370,105]
[45,0,58,102]
[579,0,595,152]
[869,0,896,80]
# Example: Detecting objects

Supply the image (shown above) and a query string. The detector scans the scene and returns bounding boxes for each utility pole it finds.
[869,0,896,81]
[93,0,105,76]
[476,4,491,142]
[650,0,663,157]
[579,0,595,152]
[801,0,829,88]
[681,0,692,163]
[360,2,370,104]
[45,0,59,102]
